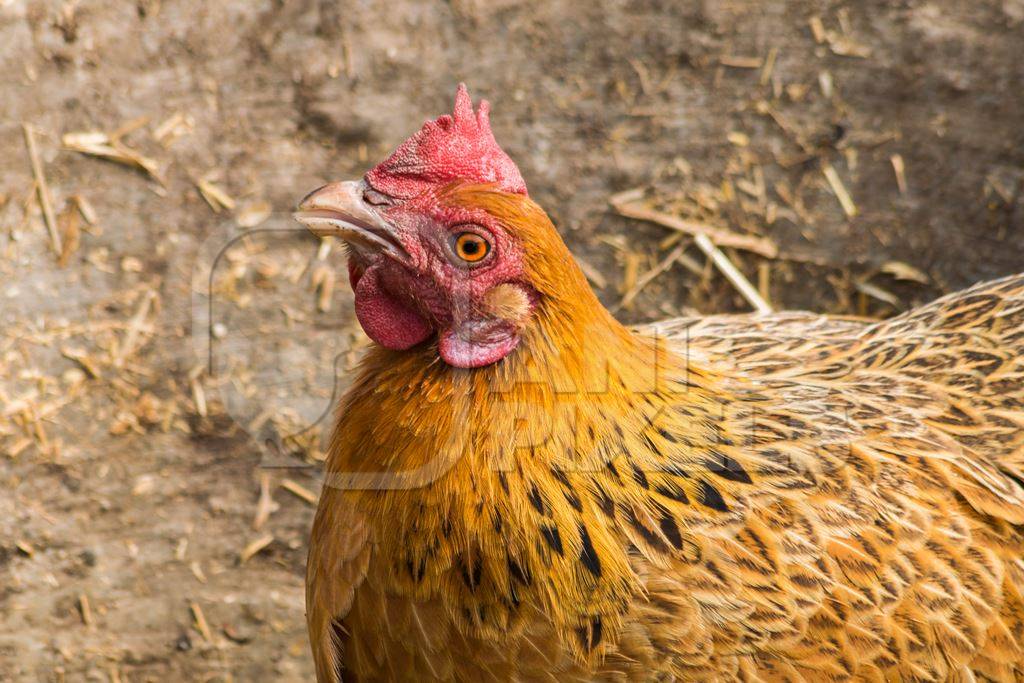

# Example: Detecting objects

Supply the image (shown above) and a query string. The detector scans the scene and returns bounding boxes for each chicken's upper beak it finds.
[293,181,410,263]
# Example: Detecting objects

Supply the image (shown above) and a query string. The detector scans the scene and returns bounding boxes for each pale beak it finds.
[293,181,409,263]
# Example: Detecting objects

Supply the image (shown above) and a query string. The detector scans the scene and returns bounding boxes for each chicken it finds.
[294,84,1024,682]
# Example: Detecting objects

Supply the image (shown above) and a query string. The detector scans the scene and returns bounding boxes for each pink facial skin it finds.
[347,191,535,369]
[330,84,535,369]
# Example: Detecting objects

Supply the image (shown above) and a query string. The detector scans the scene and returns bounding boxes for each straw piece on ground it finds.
[191,376,208,418]
[856,280,900,308]
[109,115,150,141]
[281,478,318,505]
[890,154,907,195]
[758,261,772,305]
[694,234,773,314]
[253,472,275,530]
[197,177,236,213]
[621,252,641,295]
[71,194,97,225]
[617,242,687,311]
[809,16,827,43]
[190,601,213,642]
[7,437,34,458]
[822,163,858,217]
[311,264,335,313]
[236,200,272,229]
[153,112,194,147]
[60,347,102,379]
[727,131,750,147]
[881,260,929,284]
[62,131,164,185]
[239,533,274,564]
[22,124,62,255]
[116,289,157,367]
[760,47,778,85]
[57,201,81,267]
[342,26,355,78]
[818,71,834,98]
[611,194,778,258]
[720,55,761,68]
[78,593,92,626]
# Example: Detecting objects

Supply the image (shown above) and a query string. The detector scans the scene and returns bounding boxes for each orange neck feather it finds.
[318,188,739,653]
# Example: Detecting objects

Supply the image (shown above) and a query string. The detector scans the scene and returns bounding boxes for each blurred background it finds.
[2,0,1022,680]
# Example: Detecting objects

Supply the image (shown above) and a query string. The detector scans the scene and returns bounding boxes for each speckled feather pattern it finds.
[307,190,1024,681]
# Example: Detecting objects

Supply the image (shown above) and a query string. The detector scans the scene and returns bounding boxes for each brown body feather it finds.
[308,188,1024,681]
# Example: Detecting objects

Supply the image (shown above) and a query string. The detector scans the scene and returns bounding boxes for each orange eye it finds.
[452,232,491,263]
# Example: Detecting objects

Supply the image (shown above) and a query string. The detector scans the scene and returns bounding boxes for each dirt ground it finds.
[1,0,1022,680]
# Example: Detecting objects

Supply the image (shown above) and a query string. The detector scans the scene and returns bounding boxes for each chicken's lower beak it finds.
[293,181,410,263]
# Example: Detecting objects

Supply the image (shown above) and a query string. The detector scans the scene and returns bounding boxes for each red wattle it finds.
[347,260,364,290]
[353,266,433,351]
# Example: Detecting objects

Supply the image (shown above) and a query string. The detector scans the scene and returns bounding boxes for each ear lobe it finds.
[482,283,532,324]
[439,319,521,368]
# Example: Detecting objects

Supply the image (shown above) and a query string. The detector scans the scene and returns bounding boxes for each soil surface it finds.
[2,0,1022,680]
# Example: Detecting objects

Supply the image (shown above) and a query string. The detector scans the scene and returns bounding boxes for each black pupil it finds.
[462,239,480,255]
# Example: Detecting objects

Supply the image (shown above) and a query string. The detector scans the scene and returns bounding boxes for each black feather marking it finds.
[578,524,601,578]
[698,479,730,512]
[577,616,604,651]
[459,554,482,591]
[595,484,616,518]
[406,557,427,582]
[631,464,650,489]
[605,460,623,484]
[654,480,689,503]
[659,513,684,550]
[507,555,531,586]
[626,507,667,552]
[541,524,564,556]
[550,467,571,487]
[550,469,583,511]
[497,471,510,494]
[705,451,753,484]
[660,462,692,478]
[528,484,546,515]
[658,427,678,443]
[575,624,588,650]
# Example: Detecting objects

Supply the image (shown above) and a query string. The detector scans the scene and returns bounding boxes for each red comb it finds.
[365,83,527,199]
